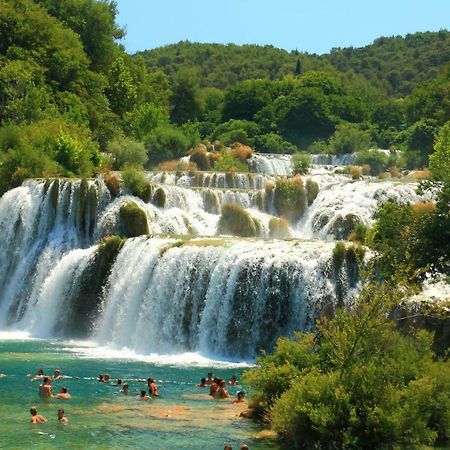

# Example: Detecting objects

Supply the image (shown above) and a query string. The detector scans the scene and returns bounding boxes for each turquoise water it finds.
[0,338,279,449]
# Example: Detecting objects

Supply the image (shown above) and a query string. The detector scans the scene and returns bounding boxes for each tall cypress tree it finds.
[295,58,302,76]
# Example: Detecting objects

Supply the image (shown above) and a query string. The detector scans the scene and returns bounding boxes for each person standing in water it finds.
[39,377,52,398]
[147,378,159,397]
[56,386,71,399]
[57,409,69,424]
[30,406,46,423]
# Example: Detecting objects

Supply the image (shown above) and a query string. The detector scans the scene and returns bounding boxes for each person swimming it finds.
[147,378,159,397]
[30,406,46,423]
[205,372,213,385]
[113,379,123,386]
[209,378,220,396]
[213,380,230,399]
[228,375,239,386]
[120,383,129,394]
[197,377,208,387]
[31,369,45,381]
[39,377,52,398]
[57,408,69,425]
[53,369,63,381]
[138,390,151,400]
[102,374,110,383]
[98,374,104,382]
[234,391,245,403]
[57,386,71,399]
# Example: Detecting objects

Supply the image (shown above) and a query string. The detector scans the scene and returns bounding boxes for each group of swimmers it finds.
[197,372,246,403]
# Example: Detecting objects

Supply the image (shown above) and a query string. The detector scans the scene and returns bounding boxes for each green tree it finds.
[328,122,373,154]
[170,69,203,125]
[145,125,189,165]
[106,57,137,116]
[107,136,147,170]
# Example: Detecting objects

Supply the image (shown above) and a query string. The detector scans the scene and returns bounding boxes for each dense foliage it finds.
[244,283,450,449]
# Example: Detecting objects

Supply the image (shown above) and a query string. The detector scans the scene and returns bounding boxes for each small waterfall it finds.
[298,179,433,239]
[310,153,356,166]
[149,171,273,190]
[247,153,293,176]
[93,237,357,359]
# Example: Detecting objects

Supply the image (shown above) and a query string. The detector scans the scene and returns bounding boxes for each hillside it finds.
[138,30,450,96]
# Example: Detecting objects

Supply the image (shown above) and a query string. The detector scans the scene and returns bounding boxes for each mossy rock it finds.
[203,189,220,214]
[269,217,291,239]
[256,191,266,211]
[273,177,306,224]
[217,203,257,237]
[152,187,167,208]
[119,201,150,238]
[331,214,361,240]
[306,179,319,205]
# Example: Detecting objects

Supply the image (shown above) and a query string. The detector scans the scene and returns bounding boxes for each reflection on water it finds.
[0,339,279,450]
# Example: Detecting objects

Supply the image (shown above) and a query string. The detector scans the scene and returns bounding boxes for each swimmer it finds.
[138,390,151,400]
[196,377,208,387]
[213,380,230,399]
[147,378,159,397]
[209,378,220,396]
[39,377,52,398]
[57,408,69,425]
[56,386,71,399]
[229,375,239,386]
[53,369,63,380]
[31,369,45,381]
[240,445,249,450]
[0,373,6,378]
[120,383,129,394]
[113,379,123,386]
[234,391,245,403]
[30,406,46,423]
[224,446,233,450]
[205,372,213,385]
[103,374,110,383]
[98,374,104,382]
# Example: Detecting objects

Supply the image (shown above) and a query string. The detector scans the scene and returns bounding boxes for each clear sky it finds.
[115,0,450,55]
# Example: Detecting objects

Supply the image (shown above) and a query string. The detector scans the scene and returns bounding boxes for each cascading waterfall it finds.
[0,159,434,361]
[89,237,357,358]
[247,153,293,176]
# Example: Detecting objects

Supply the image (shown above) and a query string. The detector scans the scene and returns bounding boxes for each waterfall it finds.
[298,178,433,239]
[0,179,108,325]
[92,237,356,359]
[247,153,293,175]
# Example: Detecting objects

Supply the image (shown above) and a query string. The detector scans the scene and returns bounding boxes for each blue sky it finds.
[116,0,450,55]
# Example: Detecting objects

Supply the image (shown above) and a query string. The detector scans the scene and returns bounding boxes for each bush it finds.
[269,217,291,239]
[244,284,450,449]
[189,146,211,170]
[121,165,153,202]
[217,203,258,237]
[231,143,253,162]
[253,133,298,154]
[214,151,248,173]
[327,122,373,154]
[107,136,147,170]
[103,171,121,196]
[118,201,150,237]
[350,166,362,179]
[274,177,306,223]
[145,125,189,165]
[292,152,310,175]
[354,150,389,175]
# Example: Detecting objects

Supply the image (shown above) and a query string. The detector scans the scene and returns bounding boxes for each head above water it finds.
[98,374,104,381]
[140,390,146,397]
[60,387,68,393]
[200,378,206,384]
[207,373,213,378]
[37,369,44,376]
[117,379,122,384]
[240,445,249,450]
[43,376,50,384]
[147,378,154,384]
[57,409,64,418]
[54,369,60,375]
[30,406,38,416]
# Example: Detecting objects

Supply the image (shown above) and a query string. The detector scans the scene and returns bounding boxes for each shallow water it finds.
[0,339,279,449]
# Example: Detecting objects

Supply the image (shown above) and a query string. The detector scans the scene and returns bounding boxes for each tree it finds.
[328,123,374,154]
[145,125,189,165]
[106,57,137,116]
[107,136,147,170]
[294,58,302,75]
[170,69,203,125]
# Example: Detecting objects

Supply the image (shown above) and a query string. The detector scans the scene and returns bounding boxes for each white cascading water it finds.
[0,179,108,326]
[247,153,293,176]
[0,157,434,360]
[93,237,356,359]
[298,177,434,239]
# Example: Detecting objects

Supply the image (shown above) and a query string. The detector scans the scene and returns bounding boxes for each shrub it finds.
[350,166,362,179]
[157,159,197,172]
[348,222,367,244]
[104,171,121,196]
[361,164,371,175]
[245,284,450,449]
[118,201,149,237]
[217,203,257,237]
[145,125,189,165]
[214,151,248,173]
[269,217,291,239]
[107,136,147,170]
[332,241,347,270]
[189,146,211,170]
[274,177,306,223]
[354,150,389,176]
[305,179,319,205]
[327,122,373,154]
[253,133,298,154]
[389,165,401,178]
[121,165,153,202]
[292,152,310,175]
[231,143,253,162]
